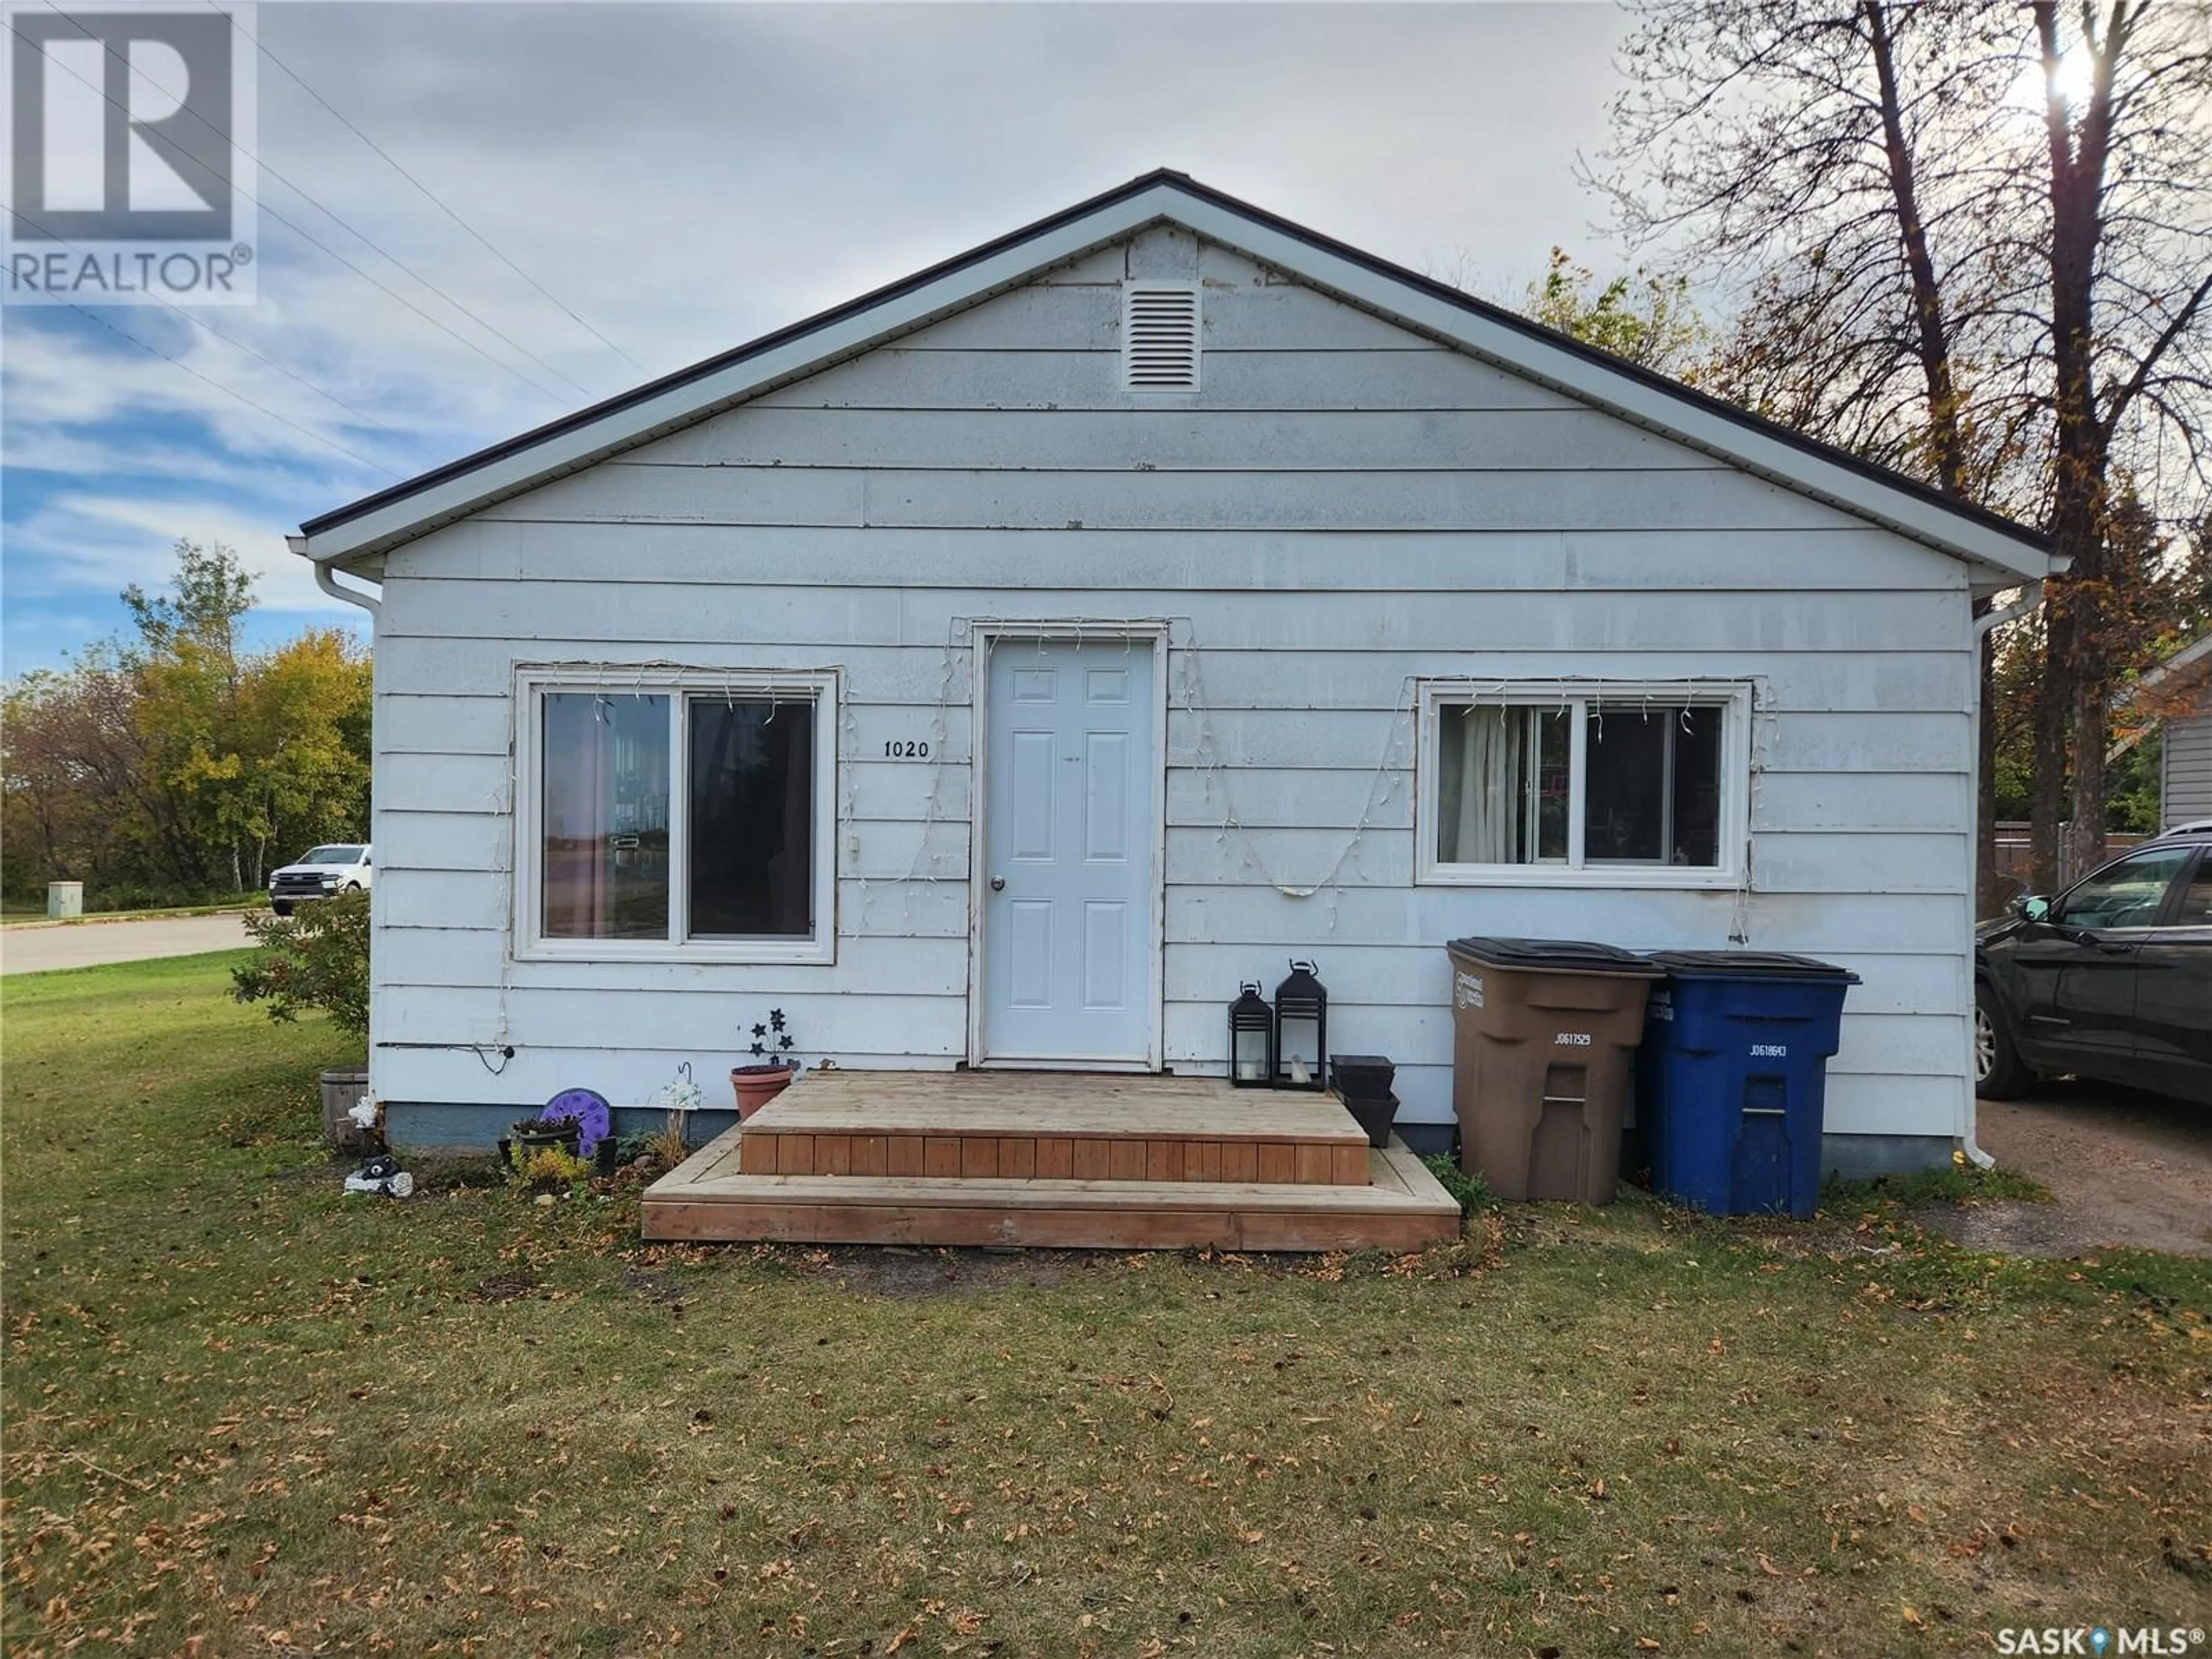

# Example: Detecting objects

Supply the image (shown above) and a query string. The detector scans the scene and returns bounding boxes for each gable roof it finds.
[2141,629,2212,696]
[294,169,2056,582]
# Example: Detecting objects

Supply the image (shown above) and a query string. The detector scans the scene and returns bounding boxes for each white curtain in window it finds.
[1436,705,1522,864]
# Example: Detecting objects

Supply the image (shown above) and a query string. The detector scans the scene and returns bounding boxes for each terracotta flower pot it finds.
[731,1062,796,1119]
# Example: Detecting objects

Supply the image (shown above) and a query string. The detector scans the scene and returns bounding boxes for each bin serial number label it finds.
[1554,1032,1592,1047]
[1749,1043,1790,1058]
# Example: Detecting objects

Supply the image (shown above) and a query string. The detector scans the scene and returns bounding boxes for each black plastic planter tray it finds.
[1331,1088,1400,1149]
[1331,1053,1396,1101]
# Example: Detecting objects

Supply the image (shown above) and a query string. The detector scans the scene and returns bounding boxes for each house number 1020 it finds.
[884,740,931,759]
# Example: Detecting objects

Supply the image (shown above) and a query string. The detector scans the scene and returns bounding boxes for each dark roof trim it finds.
[300,169,1195,537]
[1173,176,2051,556]
[300,168,2050,561]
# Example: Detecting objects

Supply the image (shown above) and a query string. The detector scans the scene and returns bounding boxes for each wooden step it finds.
[643,1127,1460,1252]
[741,1069,1372,1185]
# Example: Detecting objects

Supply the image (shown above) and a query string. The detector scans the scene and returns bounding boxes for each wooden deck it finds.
[739,1069,1372,1184]
[640,1069,1460,1252]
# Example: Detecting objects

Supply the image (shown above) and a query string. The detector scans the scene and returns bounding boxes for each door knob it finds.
[990,877,1006,892]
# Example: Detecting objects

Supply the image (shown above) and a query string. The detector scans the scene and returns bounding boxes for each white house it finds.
[2129,631,2212,830]
[291,171,2058,1176]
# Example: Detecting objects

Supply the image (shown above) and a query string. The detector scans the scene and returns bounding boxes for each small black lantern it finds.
[1228,982,1275,1088]
[1272,959,1328,1091]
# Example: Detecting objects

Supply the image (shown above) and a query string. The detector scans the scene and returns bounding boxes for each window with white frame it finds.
[519,671,837,960]
[1416,681,1749,885]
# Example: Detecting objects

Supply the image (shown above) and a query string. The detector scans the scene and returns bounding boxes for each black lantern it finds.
[1272,959,1328,1091]
[1229,982,1274,1088]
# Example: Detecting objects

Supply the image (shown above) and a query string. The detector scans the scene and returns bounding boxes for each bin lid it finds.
[1647,949,1860,984]
[1445,936,1661,976]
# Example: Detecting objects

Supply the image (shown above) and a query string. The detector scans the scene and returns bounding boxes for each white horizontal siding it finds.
[634,407,1723,474]
[379,925,968,996]
[371,691,1964,781]
[380,984,961,1056]
[365,1028,1964,1143]
[891,274,1438,353]
[375,638,960,703]
[1158,1003,1960,1087]
[476,464,1859,536]
[363,226,1976,1145]
[368,1043,966,1113]
[1172,707,1965,775]
[373,691,967,766]
[393,523,1961,594]
[749,347,1582,412]
[1164,943,1960,1018]
[1158,885,1967,955]
[369,855,1970,949]
[1157,827,1964,895]
[1172,768,1975,834]
[376,868,972,938]
[373,629,1970,704]
[2164,711,2212,823]
[377,581,1968,654]
[372,986,1956,1110]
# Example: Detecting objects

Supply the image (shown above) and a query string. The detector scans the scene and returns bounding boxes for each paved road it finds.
[1925,1082,2212,1257]
[0,913,255,975]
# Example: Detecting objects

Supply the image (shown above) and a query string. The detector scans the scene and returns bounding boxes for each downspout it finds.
[290,535,382,617]
[1960,579,2044,1168]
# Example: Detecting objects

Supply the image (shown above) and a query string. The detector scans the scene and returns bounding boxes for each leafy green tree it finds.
[2,540,375,908]
[1597,0,2212,895]
[234,630,373,886]
[1521,249,1712,381]
[232,888,370,1040]
[124,540,259,891]
[120,539,253,671]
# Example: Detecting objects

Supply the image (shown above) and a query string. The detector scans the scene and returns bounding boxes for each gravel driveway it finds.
[1924,1083,2212,1258]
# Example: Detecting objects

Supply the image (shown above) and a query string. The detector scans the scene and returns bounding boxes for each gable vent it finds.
[1123,283,1200,389]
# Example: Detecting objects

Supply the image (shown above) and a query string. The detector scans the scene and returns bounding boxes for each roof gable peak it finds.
[297,170,2054,583]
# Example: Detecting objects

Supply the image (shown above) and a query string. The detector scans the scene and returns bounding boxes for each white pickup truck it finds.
[268,844,373,916]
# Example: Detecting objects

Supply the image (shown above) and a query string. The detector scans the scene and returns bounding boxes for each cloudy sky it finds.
[1,1,1634,673]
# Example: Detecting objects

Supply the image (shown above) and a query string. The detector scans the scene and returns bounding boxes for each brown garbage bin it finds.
[1446,937,1660,1205]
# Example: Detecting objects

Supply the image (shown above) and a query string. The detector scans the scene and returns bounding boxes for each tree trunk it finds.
[2032,0,2122,893]
[2028,592,2069,893]
[1868,0,2006,906]
[2058,474,2112,877]
[2066,661,2108,877]
[1971,605,2006,909]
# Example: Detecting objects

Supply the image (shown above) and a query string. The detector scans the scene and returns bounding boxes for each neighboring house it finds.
[2130,632,2212,828]
[291,171,2058,1176]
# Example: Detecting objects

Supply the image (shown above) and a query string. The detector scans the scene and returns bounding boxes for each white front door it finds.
[980,638,1158,1065]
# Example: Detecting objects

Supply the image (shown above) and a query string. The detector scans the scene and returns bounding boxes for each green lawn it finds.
[4,956,2209,1657]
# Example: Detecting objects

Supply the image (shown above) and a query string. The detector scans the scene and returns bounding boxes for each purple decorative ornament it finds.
[537,1088,612,1158]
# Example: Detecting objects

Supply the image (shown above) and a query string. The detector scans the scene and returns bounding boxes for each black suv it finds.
[1975,827,2212,1105]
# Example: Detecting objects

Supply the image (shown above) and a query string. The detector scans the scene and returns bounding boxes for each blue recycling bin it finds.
[1637,951,1859,1219]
